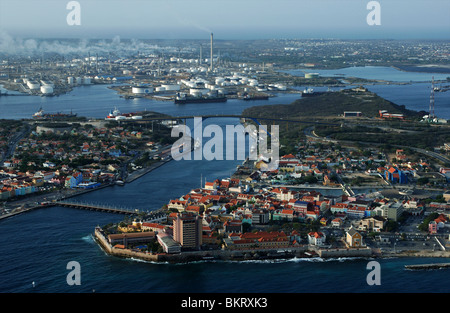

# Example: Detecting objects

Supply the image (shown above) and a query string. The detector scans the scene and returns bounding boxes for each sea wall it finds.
[94,227,311,263]
[94,227,160,262]
[317,247,373,258]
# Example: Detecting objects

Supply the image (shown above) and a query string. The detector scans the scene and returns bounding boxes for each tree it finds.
[242,222,251,233]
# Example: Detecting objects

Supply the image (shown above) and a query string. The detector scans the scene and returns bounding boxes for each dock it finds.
[405,263,450,270]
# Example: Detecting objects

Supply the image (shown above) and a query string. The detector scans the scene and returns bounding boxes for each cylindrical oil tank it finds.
[161,84,180,91]
[40,85,53,95]
[132,86,154,94]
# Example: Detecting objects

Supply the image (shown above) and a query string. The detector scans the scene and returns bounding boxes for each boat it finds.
[174,93,227,104]
[105,107,142,120]
[301,88,325,97]
[242,94,269,101]
[32,107,77,119]
[115,180,124,186]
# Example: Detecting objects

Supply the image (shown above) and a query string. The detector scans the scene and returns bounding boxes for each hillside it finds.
[242,89,423,119]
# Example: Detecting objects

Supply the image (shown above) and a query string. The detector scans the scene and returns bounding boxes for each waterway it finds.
[1,66,450,293]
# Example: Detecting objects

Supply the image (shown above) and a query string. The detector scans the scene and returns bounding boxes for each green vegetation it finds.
[243,89,420,119]
[418,213,440,232]
[315,124,450,150]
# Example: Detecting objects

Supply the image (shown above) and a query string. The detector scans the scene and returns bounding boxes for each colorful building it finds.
[385,167,408,184]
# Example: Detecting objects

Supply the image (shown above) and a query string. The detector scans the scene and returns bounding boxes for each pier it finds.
[405,263,450,270]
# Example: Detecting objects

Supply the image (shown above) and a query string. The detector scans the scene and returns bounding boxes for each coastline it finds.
[94,226,450,265]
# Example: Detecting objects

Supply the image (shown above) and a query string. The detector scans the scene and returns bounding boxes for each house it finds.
[331,218,343,228]
[223,220,242,234]
[346,227,363,248]
[330,203,348,214]
[168,200,187,212]
[308,232,326,246]
[279,209,295,221]
[432,214,448,232]
[429,221,438,234]
[65,176,78,188]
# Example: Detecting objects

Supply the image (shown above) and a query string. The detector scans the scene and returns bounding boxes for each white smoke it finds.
[0,31,160,56]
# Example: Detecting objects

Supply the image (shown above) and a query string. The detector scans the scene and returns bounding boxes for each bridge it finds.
[50,200,166,218]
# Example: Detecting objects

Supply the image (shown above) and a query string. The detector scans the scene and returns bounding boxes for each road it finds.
[304,124,450,165]
[0,123,32,167]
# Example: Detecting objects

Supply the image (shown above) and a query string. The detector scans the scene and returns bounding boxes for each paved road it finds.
[305,124,450,165]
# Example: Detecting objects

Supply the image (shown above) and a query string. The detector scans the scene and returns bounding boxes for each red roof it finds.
[308,232,324,238]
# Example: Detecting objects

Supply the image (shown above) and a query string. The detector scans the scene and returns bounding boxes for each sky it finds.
[0,0,449,40]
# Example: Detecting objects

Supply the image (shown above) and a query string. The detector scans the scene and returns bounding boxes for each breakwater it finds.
[405,263,450,270]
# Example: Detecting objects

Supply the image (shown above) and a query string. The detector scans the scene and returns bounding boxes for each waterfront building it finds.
[346,227,363,248]
[107,232,156,248]
[224,231,290,250]
[173,212,202,250]
[157,232,181,254]
[307,232,326,246]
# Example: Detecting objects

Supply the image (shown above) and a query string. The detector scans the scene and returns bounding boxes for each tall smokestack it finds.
[210,33,213,72]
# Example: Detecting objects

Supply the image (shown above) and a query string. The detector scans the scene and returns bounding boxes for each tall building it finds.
[173,212,202,250]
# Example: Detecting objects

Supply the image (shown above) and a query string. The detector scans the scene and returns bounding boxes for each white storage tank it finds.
[27,81,40,90]
[161,84,180,91]
[132,85,154,94]
[67,77,74,85]
[190,88,208,95]
[41,80,54,88]
[76,77,82,84]
[40,85,53,95]
[83,77,91,85]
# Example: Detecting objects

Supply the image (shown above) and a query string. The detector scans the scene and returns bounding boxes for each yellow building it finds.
[346,227,363,248]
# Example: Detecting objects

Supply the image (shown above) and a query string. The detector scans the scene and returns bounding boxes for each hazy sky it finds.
[0,0,449,40]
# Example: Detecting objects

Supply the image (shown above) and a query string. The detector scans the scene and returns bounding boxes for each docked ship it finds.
[105,107,143,120]
[242,93,269,101]
[32,107,77,119]
[174,92,227,104]
[301,88,325,97]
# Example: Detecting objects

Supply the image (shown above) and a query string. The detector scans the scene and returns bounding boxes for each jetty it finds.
[405,263,450,270]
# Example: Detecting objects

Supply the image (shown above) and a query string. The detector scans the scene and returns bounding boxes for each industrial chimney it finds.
[210,33,213,72]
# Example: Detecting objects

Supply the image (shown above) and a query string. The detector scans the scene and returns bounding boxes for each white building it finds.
[308,232,326,246]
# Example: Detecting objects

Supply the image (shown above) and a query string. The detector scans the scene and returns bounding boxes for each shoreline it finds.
[94,227,450,265]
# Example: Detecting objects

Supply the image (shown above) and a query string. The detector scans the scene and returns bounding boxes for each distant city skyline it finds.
[0,0,449,40]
